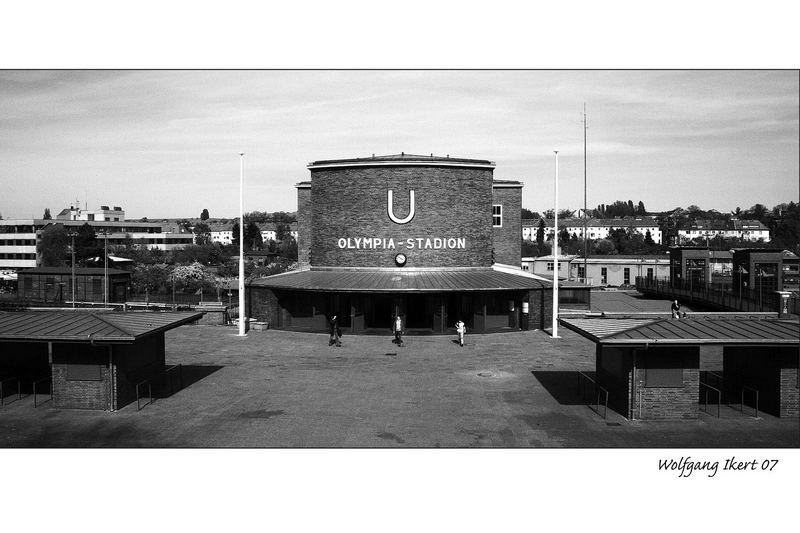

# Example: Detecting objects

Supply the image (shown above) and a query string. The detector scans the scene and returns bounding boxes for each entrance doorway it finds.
[405,294,433,330]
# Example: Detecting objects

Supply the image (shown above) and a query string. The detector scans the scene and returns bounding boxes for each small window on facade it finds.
[623,268,630,284]
[601,267,607,284]
[492,205,502,227]
[643,352,684,387]
[66,364,103,381]
[547,262,554,271]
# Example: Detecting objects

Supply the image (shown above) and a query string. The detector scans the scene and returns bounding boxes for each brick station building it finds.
[248,153,569,333]
[560,317,799,420]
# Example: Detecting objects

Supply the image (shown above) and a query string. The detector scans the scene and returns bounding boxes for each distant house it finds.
[677,219,770,243]
[522,216,663,244]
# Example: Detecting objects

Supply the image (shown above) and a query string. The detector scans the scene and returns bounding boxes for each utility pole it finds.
[583,103,588,286]
[103,231,108,308]
[552,150,560,339]
[69,232,76,308]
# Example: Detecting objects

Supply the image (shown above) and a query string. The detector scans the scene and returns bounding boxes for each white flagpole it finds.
[552,150,560,338]
[238,152,247,336]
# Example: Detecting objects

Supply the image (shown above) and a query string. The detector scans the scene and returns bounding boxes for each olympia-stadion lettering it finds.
[337,189,466,249]
[338,237,467,250]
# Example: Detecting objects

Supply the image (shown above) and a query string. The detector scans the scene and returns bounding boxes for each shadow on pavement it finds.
[156,364,223,398]
[531,370,587,405]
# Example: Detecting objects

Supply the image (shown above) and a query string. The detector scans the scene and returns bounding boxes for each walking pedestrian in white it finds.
[455,319,466,347]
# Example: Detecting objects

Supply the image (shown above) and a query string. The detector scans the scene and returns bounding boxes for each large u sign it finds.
[387,189,415,224]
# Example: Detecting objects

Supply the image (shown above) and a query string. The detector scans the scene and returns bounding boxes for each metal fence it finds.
[128,292,239,307]
[635,276,789,313]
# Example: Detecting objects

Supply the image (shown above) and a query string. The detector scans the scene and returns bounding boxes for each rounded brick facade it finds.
[309,161,494,269]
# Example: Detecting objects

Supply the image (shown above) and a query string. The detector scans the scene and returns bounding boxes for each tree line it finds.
[521,200,799,257]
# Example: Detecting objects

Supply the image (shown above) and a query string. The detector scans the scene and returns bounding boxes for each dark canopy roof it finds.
[559,318,799,346]
[250,268,552,293]
[19,267,130,276]
[0,311,203,343]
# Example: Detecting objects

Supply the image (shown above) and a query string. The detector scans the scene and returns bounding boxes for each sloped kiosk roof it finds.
[249,267,553,293]
[0,311,203,343]
[559,317,799,346]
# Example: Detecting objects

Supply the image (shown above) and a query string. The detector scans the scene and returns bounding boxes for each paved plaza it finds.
[2,292,797,448]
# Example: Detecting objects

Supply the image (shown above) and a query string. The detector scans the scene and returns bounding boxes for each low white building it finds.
[677,219,770,243]
[526,254,670,287]
[522,216,663,244]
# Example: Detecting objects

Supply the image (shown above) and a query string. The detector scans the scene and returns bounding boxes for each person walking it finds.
[455,319,466,347]
[393,314,404,347]
[671,299,681,319]
[329,315,342,347]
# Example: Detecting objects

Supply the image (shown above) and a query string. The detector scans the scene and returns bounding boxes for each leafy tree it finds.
[542,209,555,219]
[193,222,212,245]
[75,223,101,264]
[131,264,171,294]
[521,240,537,257]
[593,239,616,255]
[637,201,646,215]
[277,235,298,261]
[275,222,291,242]
[200,208,210,221]
[245,221,264,251]
[558,209,574,219]
[171,243,226,266]
[37,224,69,266]
[231,221,241,248]
[521,208,539,220]
[43,208,52,220]
[536,219,546,256]
[747,203,768,222]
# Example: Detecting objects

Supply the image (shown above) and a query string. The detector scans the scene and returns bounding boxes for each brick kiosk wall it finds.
[491,185,522,266]
[779,364,799,418]
[526,288,553,330]
[51,343,111,410]
[296,183,311,266]
[634,347,700,420]
[778,347,798,418]
[311,165,494,268]
[248,286,281,326]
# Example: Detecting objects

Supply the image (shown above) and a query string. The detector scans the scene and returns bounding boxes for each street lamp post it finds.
[238,152,247,336]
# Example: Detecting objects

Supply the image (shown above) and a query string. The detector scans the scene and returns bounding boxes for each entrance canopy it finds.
[559,317,799,346]
[250,267,552,293]
[0,311,203,343]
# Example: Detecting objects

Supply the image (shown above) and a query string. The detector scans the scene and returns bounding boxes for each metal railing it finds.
[701,371,725,403]
[164,364,183,396]
[740,386,759,418]
[33,376,52,408]
[136,379,154,411]
[699,382,721,418]
[0,376,21,407]
[577,371,608,419]
[635,276,784,313]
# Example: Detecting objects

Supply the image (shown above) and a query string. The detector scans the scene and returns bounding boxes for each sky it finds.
[0,69,797,220]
